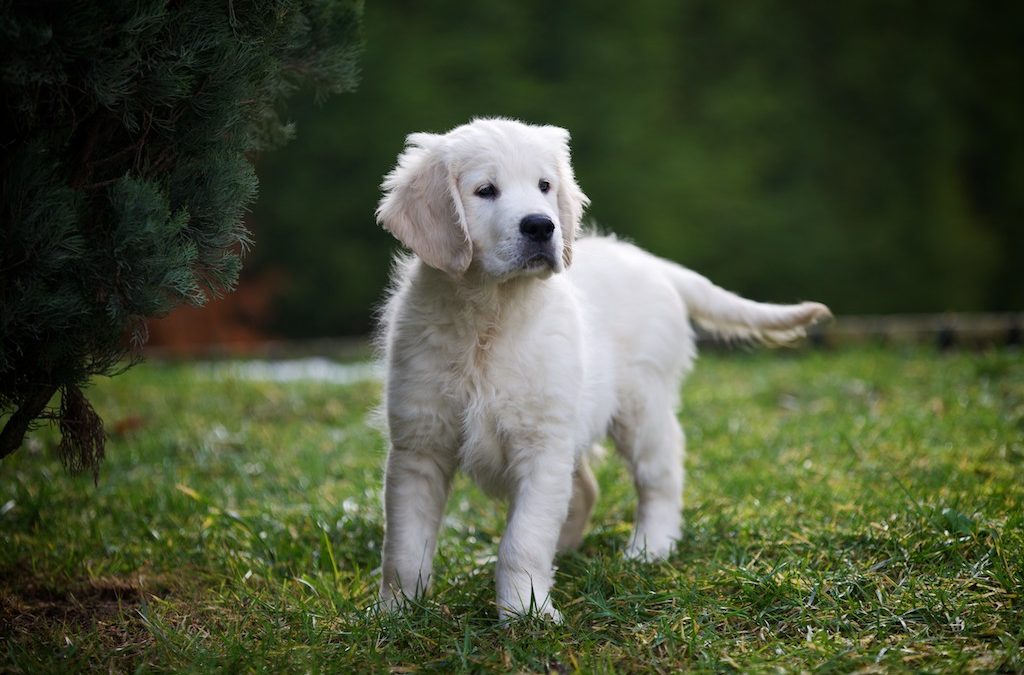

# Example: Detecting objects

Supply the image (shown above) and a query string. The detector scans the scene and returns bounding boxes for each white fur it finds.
[374,118,831,621]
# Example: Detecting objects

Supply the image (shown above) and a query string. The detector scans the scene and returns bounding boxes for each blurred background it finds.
[148,1,1024,350]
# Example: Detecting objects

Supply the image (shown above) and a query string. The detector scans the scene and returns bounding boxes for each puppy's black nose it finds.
[519,214,555,242]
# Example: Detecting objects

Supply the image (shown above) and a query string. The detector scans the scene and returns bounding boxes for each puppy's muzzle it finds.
[518,214,558,271]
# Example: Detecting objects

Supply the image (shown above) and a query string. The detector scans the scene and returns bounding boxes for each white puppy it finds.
[374,118,830,621]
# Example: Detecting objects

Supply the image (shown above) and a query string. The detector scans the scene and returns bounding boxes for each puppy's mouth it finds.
[521,251,558,271]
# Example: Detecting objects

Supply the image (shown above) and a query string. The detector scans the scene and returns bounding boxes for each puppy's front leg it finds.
[496,451,574,622]
[379,445,456,610]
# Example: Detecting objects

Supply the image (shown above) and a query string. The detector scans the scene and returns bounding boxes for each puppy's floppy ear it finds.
[376,132,472,276]
[542,126,590,268]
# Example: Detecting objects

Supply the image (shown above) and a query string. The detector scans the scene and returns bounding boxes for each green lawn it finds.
[2,347,1022,672]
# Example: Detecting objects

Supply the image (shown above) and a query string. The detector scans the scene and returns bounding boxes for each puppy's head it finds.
[376,118,589,280]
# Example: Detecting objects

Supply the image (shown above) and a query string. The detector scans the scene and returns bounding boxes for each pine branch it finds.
[0,0,364,473]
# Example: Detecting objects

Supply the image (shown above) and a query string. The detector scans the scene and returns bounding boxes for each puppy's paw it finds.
[624,532,678,561]
[374,587,409,615]
[497,601,563,625]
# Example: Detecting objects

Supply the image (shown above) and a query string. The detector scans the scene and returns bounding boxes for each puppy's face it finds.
[456,141,563,279]
[377,118,589,281]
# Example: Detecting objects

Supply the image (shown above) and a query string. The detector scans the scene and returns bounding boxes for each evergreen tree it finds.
[0,0,362,477]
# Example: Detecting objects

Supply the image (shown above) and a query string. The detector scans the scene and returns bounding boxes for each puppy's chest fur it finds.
[386,270,583,496]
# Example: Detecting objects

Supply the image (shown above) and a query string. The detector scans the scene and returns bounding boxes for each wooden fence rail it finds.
[144,313,1023,361]
[804,312,1023,350]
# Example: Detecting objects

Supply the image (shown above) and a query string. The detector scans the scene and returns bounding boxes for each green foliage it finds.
[0,0,363,469]
[252,0,1023,336]
[1,347,1021,670]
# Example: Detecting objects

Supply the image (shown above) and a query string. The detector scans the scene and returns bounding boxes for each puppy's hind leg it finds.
[611,391,685,560]
[557,452,599,552]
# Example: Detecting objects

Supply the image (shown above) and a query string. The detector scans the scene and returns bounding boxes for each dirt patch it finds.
[0,570,169,667]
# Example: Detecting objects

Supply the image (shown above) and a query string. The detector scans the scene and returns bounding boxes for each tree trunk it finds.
[0,384,58,460]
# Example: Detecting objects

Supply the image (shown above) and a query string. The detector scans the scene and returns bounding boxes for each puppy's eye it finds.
[538,179,551,194]
[475,184,498,199]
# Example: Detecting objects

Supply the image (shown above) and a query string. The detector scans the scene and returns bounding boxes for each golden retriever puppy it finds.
[375,118,830,621]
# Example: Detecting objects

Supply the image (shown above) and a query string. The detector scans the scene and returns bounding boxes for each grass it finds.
[2,346,1022,672]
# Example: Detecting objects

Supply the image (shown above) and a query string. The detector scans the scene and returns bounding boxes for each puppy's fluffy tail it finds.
[664,263,832,345]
